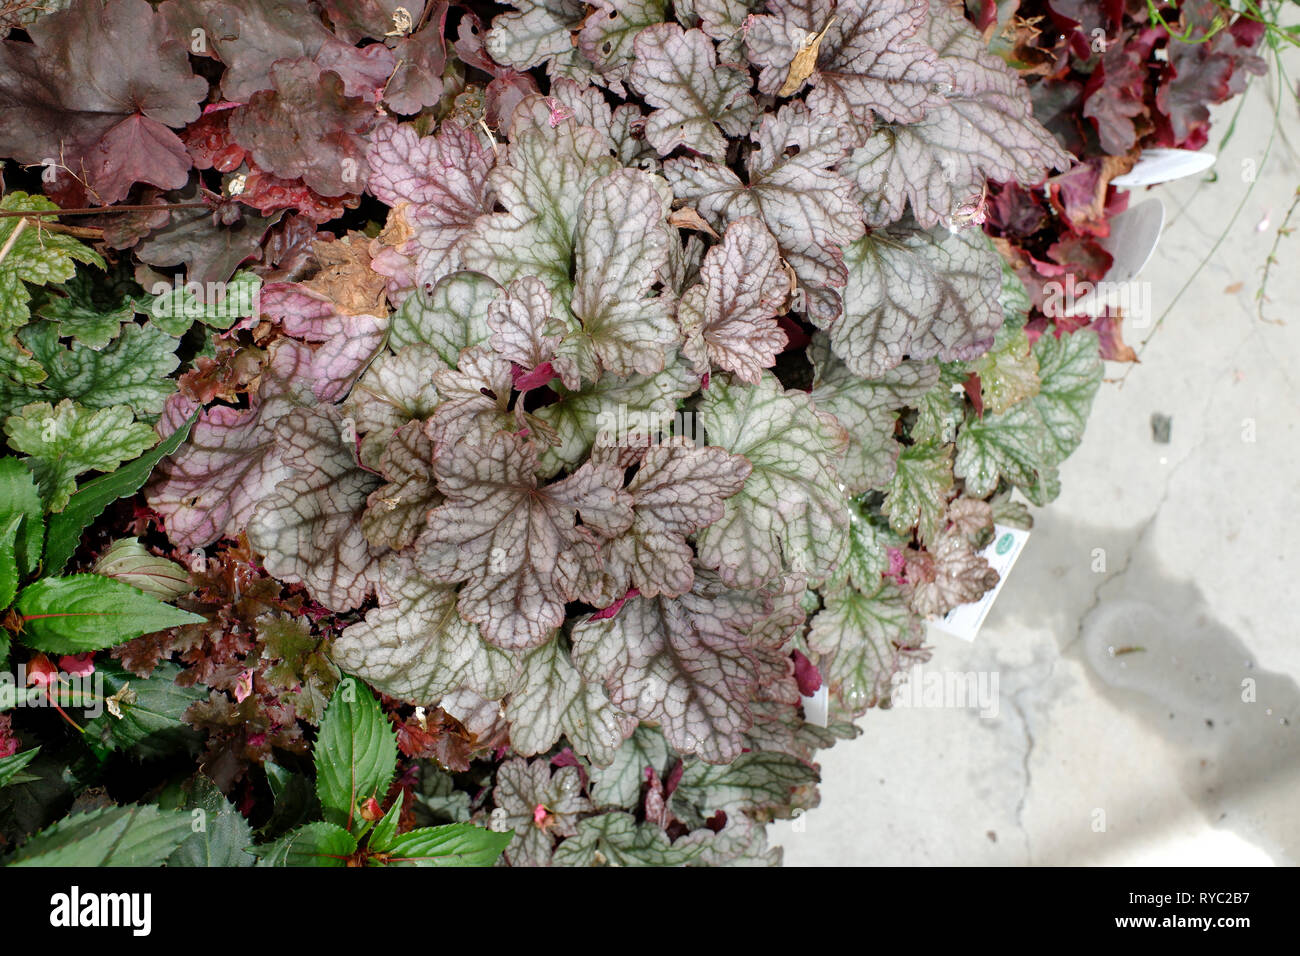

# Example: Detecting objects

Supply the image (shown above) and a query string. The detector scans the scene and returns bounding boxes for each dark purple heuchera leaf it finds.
[745,0,944,132]
[842,1,1071,228]
[0,0,207,205]
[366,119,495,302]
[570,565,768,764]
[416,431,633,650]
[229,60,376,198]
[133,198,282,288]
[383,7,453,115]
[161,0,334,101]
[666,103,864,326]
[1157,6,1265,149]
[1082,31,1154,156]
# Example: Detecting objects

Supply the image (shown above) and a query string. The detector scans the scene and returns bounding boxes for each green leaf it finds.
[82,661,206,759]
[955,330,1101,505]
[43,406,199,574]
[807,579,919,712]
[91,537,193,601]
[0,512,21,609]
[588,725,672,809]
[140,271,260,336]
[8,804,192,867]
[0,193,104,386]
[0,457,43,576]
[0,747,40,788]
[0,322,181,420]
[882,440,953,544]
[314,677,398,831]
[551,812,705,866]
[375,822,512,867]
[163,776,255,867]
[366,791,404,852]
[256,821,357,867]
[389,270,498,364]
[15,574,205,654]
[35,273,134,349]
[3,400,158,511]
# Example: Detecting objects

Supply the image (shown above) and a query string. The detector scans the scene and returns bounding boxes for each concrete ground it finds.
[775,47,1300,866]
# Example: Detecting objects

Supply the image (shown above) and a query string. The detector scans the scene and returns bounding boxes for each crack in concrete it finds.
[1009,687,1036,864]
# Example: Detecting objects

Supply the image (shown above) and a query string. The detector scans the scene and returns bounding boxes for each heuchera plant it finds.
[0,0,1263,866]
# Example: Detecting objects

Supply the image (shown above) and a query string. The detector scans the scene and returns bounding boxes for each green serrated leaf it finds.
[4,400,158,511]
[15,574,205,654]
[955,330,1101,505]
[0,322,181,420]
[43,407,199,574]
[375,822,512,867]
[0,457,44,576]
[8,804,192,866]
[315,677,398,831]
[256,821,357,867]
[0,747,40,788]
[367,790,404,853]
[162,775,255,867]
[82,661,206,759]
[0,512,21,609]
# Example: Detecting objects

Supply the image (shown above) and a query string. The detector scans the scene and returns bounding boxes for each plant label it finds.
[931,524,1031,642]
[1109,147,1216,187]
[800,684,830,728]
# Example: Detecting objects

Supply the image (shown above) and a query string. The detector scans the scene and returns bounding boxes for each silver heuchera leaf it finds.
[546,77,655,169]
[361,423,440,552]
[666,103,864,326]
[533,351,696,476]
[745,0,944,130]
[147,340,314,550]
[571,169,681,376]
[342,344,444,469]
[424,343,558,448]
[495,757,592,866]
[388,270,500,364]
[831,223,1003,378]
[605,438,752,599]
[906,529,999,618]
[505,637,636,764]
[570,566,768,763]
[486,276,580,390]
[330,554,516,703]
[247,405,384,612]
[366,120,495,303]
[697,372,850,589]
[551,811,709,865]
[486,0,592,80]
[417,431,633,649]
[460,101,618,332]
[678,217,790,383]
[588,725,673,807]
[807,578,924,712]
[807,333,939,493]
[579,0,667,93]
[841,2,1071,228]
[629,24,757,162]
[694,0,759,66]
[258,283,387,403]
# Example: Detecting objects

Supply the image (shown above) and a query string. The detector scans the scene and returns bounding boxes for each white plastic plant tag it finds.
[1109,147,1215,187]
[1067,198,1165,318]
[800,684,829,728]
[930,524,1031,642]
